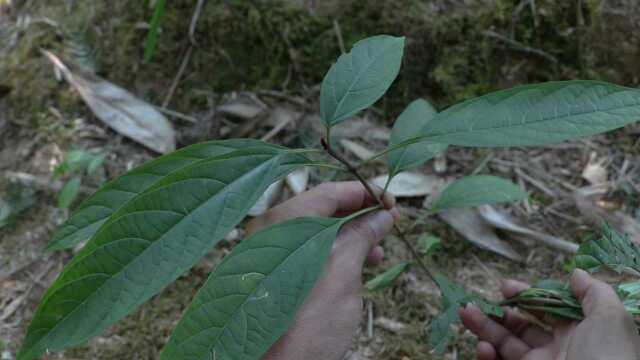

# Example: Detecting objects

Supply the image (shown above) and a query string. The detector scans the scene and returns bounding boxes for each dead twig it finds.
[189,0,206,46]
[333,19,346,54]
[261,112,302,142]
[483,29,558,63]
[161,0,205,108]
[2,171,94,194]
[162,46,193,109]
[154,106,198,123]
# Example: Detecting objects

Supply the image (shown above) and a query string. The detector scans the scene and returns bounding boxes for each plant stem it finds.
[321,137,436,283]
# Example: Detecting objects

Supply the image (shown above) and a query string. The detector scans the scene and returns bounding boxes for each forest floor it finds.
[1,0,639,359]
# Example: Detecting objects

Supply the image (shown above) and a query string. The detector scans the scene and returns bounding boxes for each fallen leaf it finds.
[374,317,408,333]
[574,186,640,243]
[248,179,283,216]
[581,152,608,186]
[217,93,266,119]
[371,172,444,198]
[285,167,309,195]
[42,50,175,153]
[478,205,579,253]
[439,208,522,261]
[340,139,376,160]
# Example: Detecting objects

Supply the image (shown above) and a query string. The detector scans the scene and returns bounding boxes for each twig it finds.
[321,138,435,282]
[483,29,558,63]
[333,19,346,54]
[154,106,198,123]
[161,0,204,108]
[162,45,193,109]
[189,0,206,46]
[2,171,94,194]
[261,112,302,142]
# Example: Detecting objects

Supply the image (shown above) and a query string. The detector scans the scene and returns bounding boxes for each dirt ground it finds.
[1,0,639,359]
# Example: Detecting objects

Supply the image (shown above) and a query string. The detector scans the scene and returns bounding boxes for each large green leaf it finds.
[320,35,404,127]
[422,81,640,147]
[161,212,368,360]
[47,139,276,251]
[427,273,502,354]
[430,175,527,212]
[18,148,307,360]
[387,99,448,177]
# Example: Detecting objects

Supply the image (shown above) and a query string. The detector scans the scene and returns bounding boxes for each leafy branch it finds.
[20,33,640,360]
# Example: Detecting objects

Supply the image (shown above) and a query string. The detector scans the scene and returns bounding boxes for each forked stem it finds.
[321,137,436,282]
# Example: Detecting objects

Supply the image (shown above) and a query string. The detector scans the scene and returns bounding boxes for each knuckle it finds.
[349,219,378,241]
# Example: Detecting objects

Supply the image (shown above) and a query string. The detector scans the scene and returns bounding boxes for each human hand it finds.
[247,181,399,360]
[459,269,640,360]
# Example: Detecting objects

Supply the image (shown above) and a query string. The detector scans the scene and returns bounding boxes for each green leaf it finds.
[427,272,502,354]
[365,262,410,291]
[320,35,404,127]
[387,99,447,178]
[18,148,307,360]
[47,139,278,251]
[0,182,37,229]
[86,153,106,176]
[417,234,441,256]
[430,175,527,212]
[574,226,640,276]
[57,177,81,209]
[388,99,448,177]
[160,215,358,359]
[422,81,640,147]
[143,0,166,63]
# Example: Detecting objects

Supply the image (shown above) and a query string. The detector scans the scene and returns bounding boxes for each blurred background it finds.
[0,0,639,359]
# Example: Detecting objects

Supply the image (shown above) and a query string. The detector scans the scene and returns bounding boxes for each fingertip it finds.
[382,191,396,210]
[390,207,401,222]
[570,268,591,296]
[459,303,484,329]
[476,341,497,360]
[501,280,530,298]
[366,246,384,265]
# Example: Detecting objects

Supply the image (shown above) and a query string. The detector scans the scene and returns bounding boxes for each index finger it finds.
[246,181,395,235]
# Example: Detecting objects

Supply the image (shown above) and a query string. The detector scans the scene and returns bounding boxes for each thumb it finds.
[570,269,624,317]
[335,210,394,266]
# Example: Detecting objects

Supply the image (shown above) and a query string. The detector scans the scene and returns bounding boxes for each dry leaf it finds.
[285,167,309,195]
[478,205,579,253]
[248,179,283,216]
[581,152,608,185]
[217,93,266,119]
[374,317,408,333]
[434,152,447,173]
[371,173,443,198]
[440,208,522,261]
[42,50,175,153]
[574,186,640,243]
[340,139,376,160]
